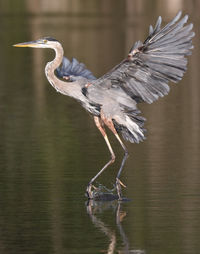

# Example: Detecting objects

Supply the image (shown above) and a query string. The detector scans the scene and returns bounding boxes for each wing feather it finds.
[56,57,96,80]
[92,11,194,104]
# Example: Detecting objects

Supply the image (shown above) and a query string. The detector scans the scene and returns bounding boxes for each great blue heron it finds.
[14,11,194,200]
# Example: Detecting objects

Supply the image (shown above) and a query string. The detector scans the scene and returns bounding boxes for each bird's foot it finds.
[86,181,127,201]
[86,183,98,199]
[86,183,118,200]
[116,178,126,201]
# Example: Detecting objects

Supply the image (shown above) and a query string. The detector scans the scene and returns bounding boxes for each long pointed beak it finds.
[13,41,38,48]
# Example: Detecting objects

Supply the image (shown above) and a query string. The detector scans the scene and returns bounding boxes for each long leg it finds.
[102,117,129,200]
[86,116,116,199]
[114,132,129,179]
[114,132,129,200]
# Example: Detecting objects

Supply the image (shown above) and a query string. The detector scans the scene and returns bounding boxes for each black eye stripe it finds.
[43,37,58,42]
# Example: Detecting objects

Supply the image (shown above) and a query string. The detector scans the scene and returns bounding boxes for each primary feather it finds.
[91,11,194,104]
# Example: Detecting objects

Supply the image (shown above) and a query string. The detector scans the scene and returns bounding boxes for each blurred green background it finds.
[0,0,199,253]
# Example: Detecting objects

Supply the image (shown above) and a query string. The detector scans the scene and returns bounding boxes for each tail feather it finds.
[113,109,146,143]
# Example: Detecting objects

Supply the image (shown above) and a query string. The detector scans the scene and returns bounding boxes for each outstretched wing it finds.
[93,11,194,104]
[56,57,96,81]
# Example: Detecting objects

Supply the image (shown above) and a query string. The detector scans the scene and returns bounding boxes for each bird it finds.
[13,11,194,200]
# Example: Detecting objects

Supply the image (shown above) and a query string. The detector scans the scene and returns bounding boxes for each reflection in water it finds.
[87,200,145,254]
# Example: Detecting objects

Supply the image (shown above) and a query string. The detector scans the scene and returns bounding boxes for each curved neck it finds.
[44,43,84,101]
[45,43,66,93]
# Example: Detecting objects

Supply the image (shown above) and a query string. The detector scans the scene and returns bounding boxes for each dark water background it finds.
[0,1,200,253]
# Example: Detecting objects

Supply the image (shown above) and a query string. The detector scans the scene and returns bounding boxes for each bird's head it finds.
[13,37,60,49]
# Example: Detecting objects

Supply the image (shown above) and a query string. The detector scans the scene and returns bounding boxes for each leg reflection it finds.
[86,200,129,253]
[86,200,146,254]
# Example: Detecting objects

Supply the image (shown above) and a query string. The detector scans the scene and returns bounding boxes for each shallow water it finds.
[0,1,200,253]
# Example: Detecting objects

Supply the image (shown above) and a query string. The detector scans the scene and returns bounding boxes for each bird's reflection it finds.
[86,200,145,254]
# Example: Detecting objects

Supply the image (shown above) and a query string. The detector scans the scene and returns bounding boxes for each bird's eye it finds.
[43,39,47,43]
